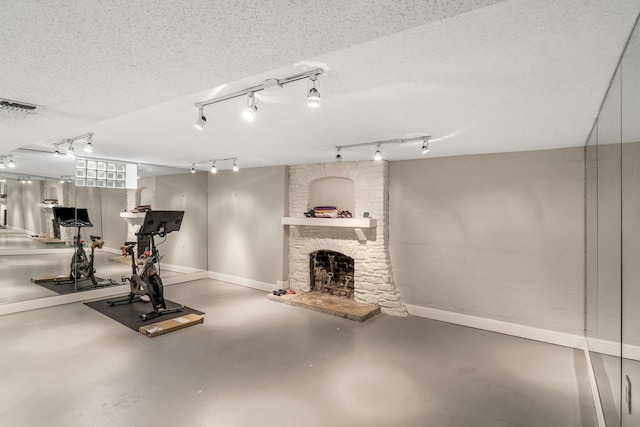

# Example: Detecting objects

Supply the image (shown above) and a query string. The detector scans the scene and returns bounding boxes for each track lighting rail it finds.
[334,135,431,162]
[0,155,16,169]
[336,136,430,150]
[52,133,95,157]
[195,68,324,108]
[189,157,240,173]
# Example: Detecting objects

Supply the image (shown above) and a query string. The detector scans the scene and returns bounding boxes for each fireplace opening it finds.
[310,250,355,298]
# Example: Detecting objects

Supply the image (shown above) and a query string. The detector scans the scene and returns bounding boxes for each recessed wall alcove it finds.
[309,177,354,214]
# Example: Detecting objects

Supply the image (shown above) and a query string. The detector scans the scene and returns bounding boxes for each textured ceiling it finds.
[0,0,501,147]
[1,0,639,179]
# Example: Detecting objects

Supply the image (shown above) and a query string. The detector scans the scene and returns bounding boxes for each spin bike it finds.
[68,232,108,288]
[33,207,113,289]
[106,210,185,321]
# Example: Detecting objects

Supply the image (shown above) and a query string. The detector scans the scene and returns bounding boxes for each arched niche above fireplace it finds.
[309,177,354,213]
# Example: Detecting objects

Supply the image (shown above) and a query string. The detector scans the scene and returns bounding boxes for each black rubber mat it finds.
[34,277,120,295]
[84,296,204,331]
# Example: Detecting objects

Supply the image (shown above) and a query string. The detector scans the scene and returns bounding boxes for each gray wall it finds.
[622,142,640,347]
[6,180,44,234]
[208,166,288,285]
[98,189,127,250]
[154,172,208,270]
[75,187,104,240]
[389,147,585,334]
[73,186,127,251]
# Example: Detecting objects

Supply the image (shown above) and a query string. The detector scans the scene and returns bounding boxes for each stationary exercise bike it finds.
[68,232,106,288]
[32,207,113,289]
[106,210,185,321]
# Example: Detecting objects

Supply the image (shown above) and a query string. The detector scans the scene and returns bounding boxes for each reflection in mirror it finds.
[585,17,640,426]
[595,66,622,426]
[0,174,69,249]
[622,18,640,427]
[584,62,623,424]
[0,149,193,307]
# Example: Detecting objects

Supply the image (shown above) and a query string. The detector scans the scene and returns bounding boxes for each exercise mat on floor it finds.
[34,277,120,295]
[84,297,204,332]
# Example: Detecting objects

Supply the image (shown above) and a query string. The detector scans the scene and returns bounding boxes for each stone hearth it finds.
[267,292,380,322]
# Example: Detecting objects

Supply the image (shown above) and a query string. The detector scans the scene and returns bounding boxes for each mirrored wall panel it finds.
[0,148,197,308]
[586,15,640,427]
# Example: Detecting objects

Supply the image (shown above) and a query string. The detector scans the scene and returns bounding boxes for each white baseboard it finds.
[8,226,40,236]
[102,247,205,275]
[276,280,289,289]
[163,270,209,285]
[405,304,585,348]
[207,271,277,292]
[102,247,122,255]
[0,248,74,256]
[585,336,640,361]
[1,226,29,234]
[161,264,205,275]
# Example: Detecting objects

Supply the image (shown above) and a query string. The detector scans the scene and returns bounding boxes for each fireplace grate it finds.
[310,250,354,298]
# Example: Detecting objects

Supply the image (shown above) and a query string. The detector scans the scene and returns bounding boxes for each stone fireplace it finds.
[285,161,407,316]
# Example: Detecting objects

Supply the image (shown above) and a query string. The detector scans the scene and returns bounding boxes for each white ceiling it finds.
[1,0,639,178]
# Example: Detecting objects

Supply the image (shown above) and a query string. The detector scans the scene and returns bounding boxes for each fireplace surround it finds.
[285,161,407,316]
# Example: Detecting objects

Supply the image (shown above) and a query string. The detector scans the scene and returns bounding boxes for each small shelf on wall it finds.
[281,217,377,241]
[119,211,146,226]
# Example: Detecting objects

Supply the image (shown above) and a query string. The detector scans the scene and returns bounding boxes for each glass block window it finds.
[76,158,128,188]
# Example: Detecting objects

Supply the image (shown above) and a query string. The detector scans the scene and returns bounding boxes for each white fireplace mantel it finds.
[281,217,376,241]
[119,211,146,226]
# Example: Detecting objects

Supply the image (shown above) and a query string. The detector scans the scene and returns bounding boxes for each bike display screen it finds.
[53,207,93,227]
[137,210,184,235]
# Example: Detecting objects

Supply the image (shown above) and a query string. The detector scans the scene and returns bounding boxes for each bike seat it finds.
[90,235,101,241]
[124,241,136,246]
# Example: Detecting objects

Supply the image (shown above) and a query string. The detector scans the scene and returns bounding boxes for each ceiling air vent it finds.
[0,98,38,112]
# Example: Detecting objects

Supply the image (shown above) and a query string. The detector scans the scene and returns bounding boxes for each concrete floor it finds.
[0,229,68,249]
[0,279,597,427]
[0,252,131,304]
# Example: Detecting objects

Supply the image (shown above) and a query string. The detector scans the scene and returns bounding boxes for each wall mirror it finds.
[0,148,194,310]
[585,16,640,426]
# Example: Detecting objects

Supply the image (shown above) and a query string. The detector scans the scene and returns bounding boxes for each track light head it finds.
[242,105,257,121]
[210,163,217,174]
[232,160,239,172]
[84,138,94,153]
[243,93,257,121]
[422,138,429,154]
[335,148,342,162]
[374,145,382,161]
[52,147,60,158]
[66,144,76,158]
[27,178,32,184]
[8,159,15,168]
[195,107,207,130]
[0,160,4,169]
[190,164,196,174]
[307,87,320,108]
[59,178,65,184]
[307,74,321,108]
